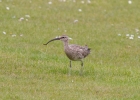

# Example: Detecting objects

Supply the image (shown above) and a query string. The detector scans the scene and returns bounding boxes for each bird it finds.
[44,35,90,75]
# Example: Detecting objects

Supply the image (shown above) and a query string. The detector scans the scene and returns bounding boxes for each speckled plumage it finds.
[64,44,90,61]
[44,35,90,75]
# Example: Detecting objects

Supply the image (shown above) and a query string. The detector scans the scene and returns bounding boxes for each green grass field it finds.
[0,0,140,100]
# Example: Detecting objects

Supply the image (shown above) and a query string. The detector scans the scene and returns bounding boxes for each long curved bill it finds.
[43,37,60,45]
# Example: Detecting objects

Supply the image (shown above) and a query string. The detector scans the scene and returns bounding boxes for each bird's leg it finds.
[80,60,84,76]
[68,60,72,76]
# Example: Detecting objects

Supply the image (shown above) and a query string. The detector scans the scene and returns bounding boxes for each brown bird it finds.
[44,35,90,75]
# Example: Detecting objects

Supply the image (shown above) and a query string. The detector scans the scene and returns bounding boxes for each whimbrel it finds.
[44,35,90,75]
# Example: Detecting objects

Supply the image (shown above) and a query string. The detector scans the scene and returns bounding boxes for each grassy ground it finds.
[0,0,140,100]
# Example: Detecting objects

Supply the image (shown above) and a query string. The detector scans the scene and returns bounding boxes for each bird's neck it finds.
[63,41,69,48]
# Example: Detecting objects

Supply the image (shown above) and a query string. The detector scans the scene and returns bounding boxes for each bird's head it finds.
[43,35,72,45]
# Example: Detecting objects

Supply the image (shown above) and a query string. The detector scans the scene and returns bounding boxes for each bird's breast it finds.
[64,47,83,61]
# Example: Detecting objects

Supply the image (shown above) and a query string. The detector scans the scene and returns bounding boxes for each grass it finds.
[0,0,140,100]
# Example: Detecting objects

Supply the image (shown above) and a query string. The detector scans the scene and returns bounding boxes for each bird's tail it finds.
[88,48,91,51]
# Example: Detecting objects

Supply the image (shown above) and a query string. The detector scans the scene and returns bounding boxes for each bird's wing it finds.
[69,44,90,58]
[69,44,84,51]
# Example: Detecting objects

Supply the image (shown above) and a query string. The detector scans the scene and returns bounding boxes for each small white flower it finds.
[118,34,121,36]
[138,36,140,39]
[126,34,129,37]
[55,36,60,38]
[87,0,91,3]
[20,34,23,37]
[12,34,16,37]
[129,36,133,40]
[72,80,74,82]
[25,15,30,18]
[78,9,82,12]
[3,31,6,35]
[48,1,52,4]
[0,0,2,2]
[6,7,10,10]
[19,17,24,21]
[74,19,78,23]
[128,0,132,4]
[81,1,84,4]
[135,28,139,33]
[130,34,134,37]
